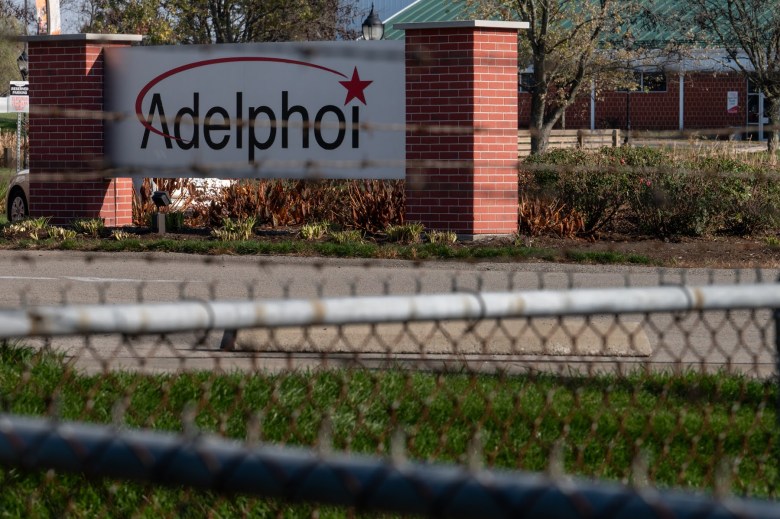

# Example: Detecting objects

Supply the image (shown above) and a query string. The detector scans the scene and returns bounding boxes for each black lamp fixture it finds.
[17,48,28,81]
[151,190,172,207]
[362,4,384,41]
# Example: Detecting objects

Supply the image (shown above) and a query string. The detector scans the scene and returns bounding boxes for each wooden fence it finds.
[518,129,622,157]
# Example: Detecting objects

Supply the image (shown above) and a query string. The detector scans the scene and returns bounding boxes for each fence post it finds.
[15,113,21,173]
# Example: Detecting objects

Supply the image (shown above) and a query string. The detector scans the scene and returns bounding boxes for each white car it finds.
[5,173,232,223]
[6,168,29,222]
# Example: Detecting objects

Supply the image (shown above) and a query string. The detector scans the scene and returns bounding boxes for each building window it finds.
[519,72,535,93]
[641,72,666,92]
[618,71,667,92]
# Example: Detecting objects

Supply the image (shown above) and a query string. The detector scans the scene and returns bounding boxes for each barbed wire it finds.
[24,104,780,140]
[0,250,778,514]
[18,155,780,183]
[3,35,780,516]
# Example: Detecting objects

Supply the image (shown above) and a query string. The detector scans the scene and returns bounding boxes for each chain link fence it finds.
[1,33,780,518]
[1,252,779,517]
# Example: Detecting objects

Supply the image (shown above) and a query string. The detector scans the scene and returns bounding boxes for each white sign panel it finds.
[105,42,405,179]
[727,91,739,114]
[8,81,29,113]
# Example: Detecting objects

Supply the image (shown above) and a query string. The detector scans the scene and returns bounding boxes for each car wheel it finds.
[8,189,28,222]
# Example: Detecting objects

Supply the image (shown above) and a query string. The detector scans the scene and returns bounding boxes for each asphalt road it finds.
[0,250,776,376]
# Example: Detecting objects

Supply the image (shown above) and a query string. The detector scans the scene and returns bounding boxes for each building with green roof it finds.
[382,0,770,138]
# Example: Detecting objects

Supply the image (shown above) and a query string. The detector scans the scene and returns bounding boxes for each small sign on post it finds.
[8,81,29,113]
[9,81,29,172]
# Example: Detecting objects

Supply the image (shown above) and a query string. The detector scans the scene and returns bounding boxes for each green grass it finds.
[0,232,655,266]
[0,342,777,516]
[564,250,654,265]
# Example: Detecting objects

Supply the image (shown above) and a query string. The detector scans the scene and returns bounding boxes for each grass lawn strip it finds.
[0,343,777,516]
[2,235,655,265]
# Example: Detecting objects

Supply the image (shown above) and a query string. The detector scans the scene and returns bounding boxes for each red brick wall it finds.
[684,73,746,129]
[28,38,133,226]
[518,73,746,132]
[405,26,518,236]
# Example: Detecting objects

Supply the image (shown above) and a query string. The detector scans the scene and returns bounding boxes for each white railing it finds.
[0,283,777,338]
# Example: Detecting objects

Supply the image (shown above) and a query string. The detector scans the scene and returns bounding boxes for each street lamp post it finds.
[623,34,635,145]
[361,4,384,41]
[625,83,632,145]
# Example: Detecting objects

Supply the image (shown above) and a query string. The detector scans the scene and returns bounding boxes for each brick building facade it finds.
[386,0,768,139]
[520,72,750,133]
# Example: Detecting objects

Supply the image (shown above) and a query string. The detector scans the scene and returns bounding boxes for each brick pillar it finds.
[25,34,142,226]
[398,21,526,239]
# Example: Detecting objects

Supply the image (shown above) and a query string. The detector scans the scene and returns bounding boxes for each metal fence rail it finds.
[1,257,780,516]
[0,283,778,337]
[2,29,780,517]
[2,412,779,519]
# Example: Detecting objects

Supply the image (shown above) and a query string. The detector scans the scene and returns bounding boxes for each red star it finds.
[339,67,373,105]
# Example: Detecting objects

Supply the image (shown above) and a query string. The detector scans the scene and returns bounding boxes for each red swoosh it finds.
[135,57,349,141]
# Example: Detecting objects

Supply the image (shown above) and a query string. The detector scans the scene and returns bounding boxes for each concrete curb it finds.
[234,318,652,357]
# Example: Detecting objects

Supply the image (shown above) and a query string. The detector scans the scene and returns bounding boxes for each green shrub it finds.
[300,221,330,240]
[211,216,256,241]
[523,148,593,167]
[520,147,780,238]
[691,156,757,175]
[4,217,51,239]
[626,169,719,237]
[523,149,592,194]
[73,218,105,238]
[714,173,780,236]
[556,167,631,234]
[521,147,664,235]
[426,230,458,244]
[330,229,363,244]
[47,226,77,241]
[386,222,425,243]
[598,145,671,168]
[111,229,133,241]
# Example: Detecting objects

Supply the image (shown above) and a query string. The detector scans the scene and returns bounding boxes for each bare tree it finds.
[76,0,176,43]
[0,15,25,92]
[168,0,359,43]
[690,0,780,158]
[76,0,359,44]
[0,0,27,21]
[472,0,649,154]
